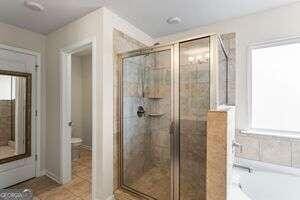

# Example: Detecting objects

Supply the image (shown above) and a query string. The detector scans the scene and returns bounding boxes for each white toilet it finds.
[71,137,82,161]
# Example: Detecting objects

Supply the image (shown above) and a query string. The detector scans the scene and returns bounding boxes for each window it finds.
[0,75,15,100]
[251,40,300,133]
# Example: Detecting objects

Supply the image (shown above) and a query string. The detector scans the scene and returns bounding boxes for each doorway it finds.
[0,45,41,188]
[70,47,92,182]
[60,38,96,199]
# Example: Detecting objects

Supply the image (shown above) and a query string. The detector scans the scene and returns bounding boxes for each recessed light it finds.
[24,1,44,12]
[166,17,181,25]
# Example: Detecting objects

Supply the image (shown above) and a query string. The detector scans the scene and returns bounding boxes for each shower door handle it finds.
[169,122,175,135]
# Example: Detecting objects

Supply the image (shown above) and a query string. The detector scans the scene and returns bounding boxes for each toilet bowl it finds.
[71,137,82,161]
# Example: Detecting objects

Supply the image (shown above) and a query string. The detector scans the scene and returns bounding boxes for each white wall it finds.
[71,55,83,140]
[45,8,105,198]
[157,2,300,130]
[81,55,92,147]
[0,22,46,174]
[45,7,153,199]
[71,54,92,147]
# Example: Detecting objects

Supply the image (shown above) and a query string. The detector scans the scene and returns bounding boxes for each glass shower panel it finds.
[179,37,210,200]
[122,49,172,199]
[218,39,229,106]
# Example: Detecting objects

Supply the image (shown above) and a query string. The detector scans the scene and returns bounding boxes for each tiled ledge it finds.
[236,130,300,169]
[240,129,300,140]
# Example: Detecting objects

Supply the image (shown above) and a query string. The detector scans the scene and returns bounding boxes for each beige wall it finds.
[0,22,46,173]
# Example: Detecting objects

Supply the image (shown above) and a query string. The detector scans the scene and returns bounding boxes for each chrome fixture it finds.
[233,163,254,173]
[137,106,145,117]
[232,141,243,153]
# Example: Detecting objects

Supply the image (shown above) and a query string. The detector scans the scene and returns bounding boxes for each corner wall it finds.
[45,7,153,199]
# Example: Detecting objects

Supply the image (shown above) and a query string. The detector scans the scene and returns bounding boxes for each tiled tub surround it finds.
[235,131,300,169]
[0,100,15,146]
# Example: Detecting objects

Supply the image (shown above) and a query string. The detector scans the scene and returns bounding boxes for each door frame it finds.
[59,37,96,195]
[0,43,42,177]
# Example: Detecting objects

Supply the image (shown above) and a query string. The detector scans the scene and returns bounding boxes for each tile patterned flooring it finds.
[115,166,204,200]
[9,147,92,200]
[128,167,170,200]
[8,148,201,200]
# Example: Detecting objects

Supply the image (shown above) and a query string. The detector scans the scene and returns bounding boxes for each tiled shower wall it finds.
[179,37,210,199]
[113,30,145,190]
[236,132,300,168]
[113,32,237,195]
[145,51,171,168]
[0,100,14,146]
[122,56,152,185]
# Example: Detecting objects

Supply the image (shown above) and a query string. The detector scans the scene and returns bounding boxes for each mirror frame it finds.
[0,70,32,165]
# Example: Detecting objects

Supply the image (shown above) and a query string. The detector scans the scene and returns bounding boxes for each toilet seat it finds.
[71,137,82,146]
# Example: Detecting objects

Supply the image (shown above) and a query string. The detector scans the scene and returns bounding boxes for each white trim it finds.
[46,171,61,184]
[236,158,300,176]
[105,195,115,200]
[240,128,300,140]
[111,10,154,46]
[0,43,43,178]
[246,36,300,131]
[210,35,219,110]
[59,37,97,199]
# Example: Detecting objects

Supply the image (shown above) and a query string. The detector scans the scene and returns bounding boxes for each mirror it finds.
[0,70,31,164]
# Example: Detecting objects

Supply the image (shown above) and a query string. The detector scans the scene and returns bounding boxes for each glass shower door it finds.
[179,37,210,200]
[121,48,173,199]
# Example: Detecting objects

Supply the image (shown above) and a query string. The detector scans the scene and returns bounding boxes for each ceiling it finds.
[0,0,298,37]
[0,0,109,35]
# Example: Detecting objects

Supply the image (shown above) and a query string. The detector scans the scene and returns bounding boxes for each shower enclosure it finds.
[118,35,229,200]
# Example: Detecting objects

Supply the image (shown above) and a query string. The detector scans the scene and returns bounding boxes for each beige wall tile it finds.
[236,134,260,161]
[260,138,291,166]
[292,140,300,168]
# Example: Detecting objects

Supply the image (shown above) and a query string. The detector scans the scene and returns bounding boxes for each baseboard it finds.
[37,169,46,177]
[105,195,115,200]
[80,145,92,151]
[46,171,61,184]
[92,195,114,200]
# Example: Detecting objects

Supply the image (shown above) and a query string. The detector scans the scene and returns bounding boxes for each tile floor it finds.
[9,147,92,200]
[128,166,170,200]
[116,165,204,200]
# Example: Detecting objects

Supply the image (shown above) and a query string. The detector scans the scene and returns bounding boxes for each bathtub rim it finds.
[236,158,300,177]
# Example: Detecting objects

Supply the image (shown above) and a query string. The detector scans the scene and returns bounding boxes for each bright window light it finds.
[251,42,300,132]
[0,75,12,100]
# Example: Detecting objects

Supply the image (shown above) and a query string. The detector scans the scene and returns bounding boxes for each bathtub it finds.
[234,166,300,200]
